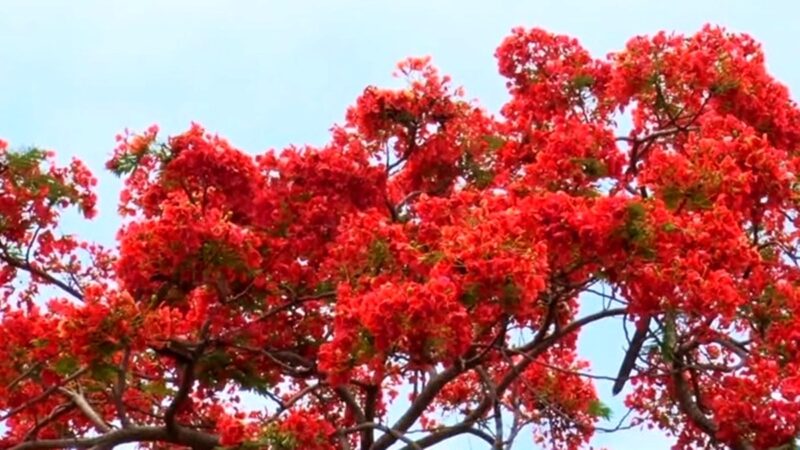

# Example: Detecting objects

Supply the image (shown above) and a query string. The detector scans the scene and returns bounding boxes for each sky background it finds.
[1,1,798,449]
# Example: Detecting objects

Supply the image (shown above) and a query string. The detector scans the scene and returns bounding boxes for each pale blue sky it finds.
[1,1,798,449]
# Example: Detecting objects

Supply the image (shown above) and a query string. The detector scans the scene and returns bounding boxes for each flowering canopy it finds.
[2,25,800,450]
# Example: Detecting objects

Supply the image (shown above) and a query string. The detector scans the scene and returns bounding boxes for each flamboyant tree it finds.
[1,25,800,450]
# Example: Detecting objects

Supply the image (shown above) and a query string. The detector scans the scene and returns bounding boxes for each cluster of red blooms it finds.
[2,25,800,450]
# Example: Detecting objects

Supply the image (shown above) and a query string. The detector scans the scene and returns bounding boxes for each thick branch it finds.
[397,423,495,450]
[9,425,219,450]
[339,422,421,450]
[361,385,379,450]
[114,347,132,428]
[58,388,111,433]
[369,361,472,450]
[163,360,195,434]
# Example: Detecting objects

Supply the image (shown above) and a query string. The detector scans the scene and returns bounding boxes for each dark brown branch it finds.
[164,321,212,435]
[163,361,195,434]
[369,360,476,450]
[5,363,42,391]
[476,366,503,450]
[0,255,84,301]
[114,347,132,428]
[22,403,75,442]
[361,385,379,450]
[396,423,495,450]
[615,127,697,144]
[9,425,219,450]
[339,422,421,450]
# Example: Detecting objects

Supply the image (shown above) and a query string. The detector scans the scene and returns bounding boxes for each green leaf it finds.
[5,147,47,171]
[661,185,683,210]
[482,135,506,151]
[90,363,118,383]
[661,222,679,233]
[142,379,173,397]
[460,151,495,189]
[614,201,656,260]
[54,355,79,375]
[232,369,273,396]
[688,189,713,210]
[262,424,299,450]
[314,280,336,295]
[587,399,613,420]
[460,283,481,308]
[572,74,595,90]
[572,157,608,178]
[109,152,142,176]
[421,251,446,266]
[367,239,392,271]
[710,79,739,95]
[356,329,375,356]
[759,245,777,261]
[500,279,521,310]
[626,201,647,222]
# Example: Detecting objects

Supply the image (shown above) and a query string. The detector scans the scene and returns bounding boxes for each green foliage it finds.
[461,150,495,189]
[587,399,613,420]
[356,328,376,356]
[421,250,446,266]
[2,147,78,205]
[615,201,656,259]
[367,239,392,272]
[572,157,609,178]
[313,280,336,298]
[482,135,506,151]
[90,362,118,383]
[110,142,173,176]
[571,73,595,90]
[3,147,47,171]
[661,182,715,212]
[261,424,299,450]
[460,282,481,308]
[141,379,174,397]
[109,152,142,176]
[661,222,679,233]
[231,367,273,396]
[53,355,80,375]
[500,278,521,310]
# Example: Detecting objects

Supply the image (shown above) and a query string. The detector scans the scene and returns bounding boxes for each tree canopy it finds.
[2,25,800,450]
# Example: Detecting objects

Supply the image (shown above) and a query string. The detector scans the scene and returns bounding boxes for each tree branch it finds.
[339,422,421,450]
[58,387,112,433]
[0,255,84,301]
[379,307,626,450]
[9,425,219,450]
[114,346,132,428]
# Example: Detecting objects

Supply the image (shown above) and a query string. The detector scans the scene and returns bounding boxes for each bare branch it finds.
[9,425,219,450]
[338,422,421,450]
[0,255,84,301]
[114,347,132,428]
[58,387,112,433]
